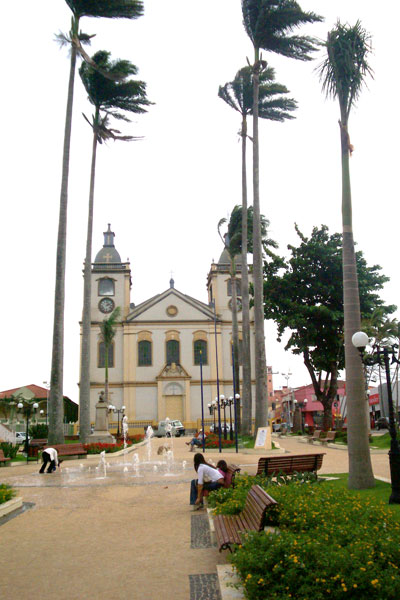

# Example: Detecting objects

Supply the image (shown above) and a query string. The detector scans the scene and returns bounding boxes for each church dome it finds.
[94,224,122,264]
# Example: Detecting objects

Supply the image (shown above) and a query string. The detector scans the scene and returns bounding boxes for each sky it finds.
[1,1,398,401]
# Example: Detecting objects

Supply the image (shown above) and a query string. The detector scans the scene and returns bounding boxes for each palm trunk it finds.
[340,116,374,489]
[230,259,240,431]
[252,46,268,433]
[79,118,99,443]
[48,42,78,445]
[241,115,253,435]
[104,345,109,405]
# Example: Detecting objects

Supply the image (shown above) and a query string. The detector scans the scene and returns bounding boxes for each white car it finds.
[15,432,29,444]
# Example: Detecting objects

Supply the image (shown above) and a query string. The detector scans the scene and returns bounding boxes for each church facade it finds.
[84,225,257,426]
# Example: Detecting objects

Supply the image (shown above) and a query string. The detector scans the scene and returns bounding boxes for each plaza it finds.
[0,435,392,600]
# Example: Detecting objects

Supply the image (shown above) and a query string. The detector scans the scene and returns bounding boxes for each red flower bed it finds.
[84,434,144,454]
[205,434,235,449]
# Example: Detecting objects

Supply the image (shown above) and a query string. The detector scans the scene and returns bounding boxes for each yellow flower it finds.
[371,580,379,586]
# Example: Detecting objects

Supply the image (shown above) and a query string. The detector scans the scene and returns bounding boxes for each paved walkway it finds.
[0,435,391,600]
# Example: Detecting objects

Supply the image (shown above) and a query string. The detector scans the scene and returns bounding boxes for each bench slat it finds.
[214,485,277,552]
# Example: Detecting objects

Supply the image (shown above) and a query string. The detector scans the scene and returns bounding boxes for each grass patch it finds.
[370,432,392,449]
[322,473,398,508]
[239,435,255,449]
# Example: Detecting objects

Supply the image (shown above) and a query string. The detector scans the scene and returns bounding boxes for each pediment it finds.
[157,362,191,379]
[127,288,215,322]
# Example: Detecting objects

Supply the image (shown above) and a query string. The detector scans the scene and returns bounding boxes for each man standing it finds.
[39,448,62,473]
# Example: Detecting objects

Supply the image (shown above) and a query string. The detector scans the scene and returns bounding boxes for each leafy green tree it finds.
[99,307,121,404]
[263,224,396,432]
[241,0,322,431]
[318,21,375,489]
[48,0,143,445]
[218,65,296,434]
[78,50,150,442]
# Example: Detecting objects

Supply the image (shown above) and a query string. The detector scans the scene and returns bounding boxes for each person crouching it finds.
[39,448,62,473]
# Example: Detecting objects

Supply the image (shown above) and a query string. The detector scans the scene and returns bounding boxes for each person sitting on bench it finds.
[186,430,206,451]
[190,453,224,510]
[39,448,63,473]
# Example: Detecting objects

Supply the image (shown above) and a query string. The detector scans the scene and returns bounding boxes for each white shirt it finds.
[45,448,59,466]
[197,464,223,485]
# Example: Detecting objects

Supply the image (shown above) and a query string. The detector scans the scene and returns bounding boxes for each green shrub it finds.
[227,482,400,599]
[0,442,19,459]
[29,424,48,438]
[0,484,16,504]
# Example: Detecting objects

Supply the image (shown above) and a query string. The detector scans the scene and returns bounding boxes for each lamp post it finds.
[210,300,222,453]
[220,395,227,440]
[234,393,240,453]
[17,397,39,462]
[109,405,125,438]
[228,397,234,441]
[43,381,50,427]
[352,332,400,504]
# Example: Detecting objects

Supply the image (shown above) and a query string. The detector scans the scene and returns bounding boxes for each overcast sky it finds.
[1,1,398,401]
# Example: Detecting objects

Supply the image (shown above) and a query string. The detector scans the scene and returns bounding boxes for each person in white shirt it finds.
[39,448,62,473]
[190,453,224,510]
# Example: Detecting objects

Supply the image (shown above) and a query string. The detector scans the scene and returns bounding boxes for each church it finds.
[84,225,258,427]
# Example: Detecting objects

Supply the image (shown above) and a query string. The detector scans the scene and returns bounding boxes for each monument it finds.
[88,391,116,444]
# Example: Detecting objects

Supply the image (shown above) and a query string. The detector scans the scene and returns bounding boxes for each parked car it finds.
[376,417,390,430]
[152,420,185,437]
[210,423,235,434]
[15,432,29,445]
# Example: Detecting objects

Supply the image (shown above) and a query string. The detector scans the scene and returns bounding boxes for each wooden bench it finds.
[43,443,87,459]
[0,449,11,466]
[307,430,322,444]
[213,484,277,552]
[256,453,325,478]
[320,431,336,445]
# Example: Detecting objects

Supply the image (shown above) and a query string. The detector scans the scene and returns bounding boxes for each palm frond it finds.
[219,62,297,121]
[242,0,322,59]
[66,0,144,20]
[318,20,373,119]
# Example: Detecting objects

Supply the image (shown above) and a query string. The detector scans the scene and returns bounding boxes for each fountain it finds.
[3,432,193,488]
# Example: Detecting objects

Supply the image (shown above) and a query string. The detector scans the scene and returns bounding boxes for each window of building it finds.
[194,339,208,365]
[138,340,152,366]
[166,339,180,364]
[98,278,115,296]
[227,279,241,297]
[98,341,114,368]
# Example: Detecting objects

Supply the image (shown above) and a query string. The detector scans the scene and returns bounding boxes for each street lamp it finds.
[17,398,39,462]
[352,332,400,504]
[220,395,227,440]
[43,381,50,426]
[227,397,234,441]
[234,393,240,453]
[108,405,126,438]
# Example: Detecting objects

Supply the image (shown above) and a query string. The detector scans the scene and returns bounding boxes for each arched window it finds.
[138,340,152,366]
[98,342,114,368]
[227,279,241,297]
[166,339,180,365]
[98,278,115,296]
[194,339,208,365]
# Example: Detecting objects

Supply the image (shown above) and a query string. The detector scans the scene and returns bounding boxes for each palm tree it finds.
[48,0,143,445]
[319,21,374,489]
[99,306,121,404]
[78,51,151,443]
[219,206,277,431]
[241,0,322,432]
[218,65,296,435]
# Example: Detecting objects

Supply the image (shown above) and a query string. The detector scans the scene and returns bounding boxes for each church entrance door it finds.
[165,395,183,421]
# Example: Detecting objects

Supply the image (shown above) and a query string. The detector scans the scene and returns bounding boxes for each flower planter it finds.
[0,496,23,519]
